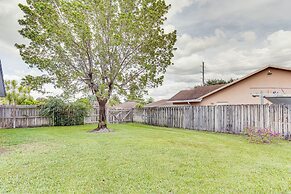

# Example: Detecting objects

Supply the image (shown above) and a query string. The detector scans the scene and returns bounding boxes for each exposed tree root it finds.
[89,127,112,133]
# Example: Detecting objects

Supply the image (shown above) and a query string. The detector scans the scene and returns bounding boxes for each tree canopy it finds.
[205,78,235,86]
[17,0,176,130]
[108,94,121,107]
[21,75,52,94]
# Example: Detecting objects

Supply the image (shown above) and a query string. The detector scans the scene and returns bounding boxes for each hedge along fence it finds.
[133,104,291,140]
[40,98,90,126]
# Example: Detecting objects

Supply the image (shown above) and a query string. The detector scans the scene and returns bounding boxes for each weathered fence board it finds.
[133,104,291,139]
[0,105,51,128]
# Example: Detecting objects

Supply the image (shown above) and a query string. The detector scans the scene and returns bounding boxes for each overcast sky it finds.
[1,0,291,100]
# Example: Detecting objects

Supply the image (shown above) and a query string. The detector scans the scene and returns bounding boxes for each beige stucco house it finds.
[169,66,291,106]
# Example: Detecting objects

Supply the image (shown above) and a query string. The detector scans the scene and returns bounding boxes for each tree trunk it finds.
[91,99,111,133]
[98,100,107,128]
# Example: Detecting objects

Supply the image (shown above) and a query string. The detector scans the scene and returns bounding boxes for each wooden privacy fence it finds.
[133,104,291,139]
[0,105,134,128]
[0,105,51,129]
[1,104,291,139]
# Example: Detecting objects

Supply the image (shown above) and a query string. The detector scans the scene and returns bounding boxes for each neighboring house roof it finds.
[0,61,5,97]
[112,101,137,109]
[170,65,291,103]
[144,99,173,107]
[169,84,224,102]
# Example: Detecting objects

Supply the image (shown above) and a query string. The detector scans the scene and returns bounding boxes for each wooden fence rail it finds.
[133,104,291,139]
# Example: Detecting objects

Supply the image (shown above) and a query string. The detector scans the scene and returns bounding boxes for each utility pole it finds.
[202,61,205,86]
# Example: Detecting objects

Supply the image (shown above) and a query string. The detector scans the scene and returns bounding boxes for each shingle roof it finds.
[144,99,173,107]
[112,101,137,109]
[169,84,224,102]
[0,61,5,97]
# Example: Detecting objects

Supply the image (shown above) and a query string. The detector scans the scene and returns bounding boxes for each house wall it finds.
[195,68,291,106]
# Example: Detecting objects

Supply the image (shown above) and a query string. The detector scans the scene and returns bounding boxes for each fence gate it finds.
[84,107,134,124]
[107,109,133,123]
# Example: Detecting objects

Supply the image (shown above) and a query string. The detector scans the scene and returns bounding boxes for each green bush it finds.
[41,98,91,126]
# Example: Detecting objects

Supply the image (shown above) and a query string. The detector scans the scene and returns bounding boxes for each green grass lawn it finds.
[0,123,290,193]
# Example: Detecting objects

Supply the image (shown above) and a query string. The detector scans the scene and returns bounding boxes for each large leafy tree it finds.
[16,0,176,131]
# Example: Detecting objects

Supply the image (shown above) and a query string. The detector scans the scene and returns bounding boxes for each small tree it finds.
[4,80,36,105]
[205,78,235,86]
[17,0,176,131]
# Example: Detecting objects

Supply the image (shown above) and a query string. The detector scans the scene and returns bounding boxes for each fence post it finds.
[13,104,16,129]
[52,110,55,126]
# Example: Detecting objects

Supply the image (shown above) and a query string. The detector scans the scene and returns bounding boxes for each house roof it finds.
[169,84,224,102]
[0,61,5,97]
[112,101,137,109]
[144,99,173,107]
[170,65,291,103]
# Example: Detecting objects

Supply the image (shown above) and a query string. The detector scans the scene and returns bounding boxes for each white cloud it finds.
[202,30,291,73]
[170,53,202,73]
[266,30,291,50]
[163,24,176,33]
[186,0,280,23]
[3,74,21,82]
[175,29,226,57]
[0,39,18,54]
[165,0,194,19]
[241,31,257,42]
[149,30,291,100]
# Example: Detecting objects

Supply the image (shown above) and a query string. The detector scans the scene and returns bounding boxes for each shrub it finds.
[245,128,281,144]
[41,98,91,126]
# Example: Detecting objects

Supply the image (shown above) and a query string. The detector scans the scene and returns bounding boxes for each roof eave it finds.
[169,99,202,103]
